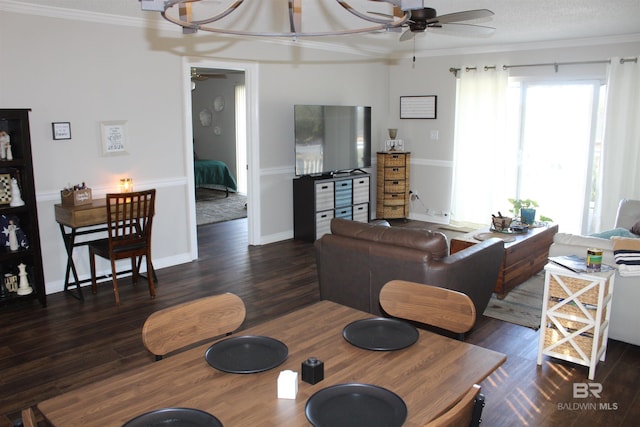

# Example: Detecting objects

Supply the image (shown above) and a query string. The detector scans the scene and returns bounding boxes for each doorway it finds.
[184,58,260,258]
[191,67,247,226]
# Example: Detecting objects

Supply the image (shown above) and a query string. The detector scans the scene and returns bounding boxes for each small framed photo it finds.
[52,122,71,140]
[385,139,404,151]
[400,95,437,119]
[100,120,128,156]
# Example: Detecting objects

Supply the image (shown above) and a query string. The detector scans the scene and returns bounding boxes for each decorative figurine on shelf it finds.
[1,215,29,250]
[0,279,7,298]
[10,178,25,207]
[4,273,17,293]
[0,130,9,161]
[16,263,32,295]
[8,218,18,251]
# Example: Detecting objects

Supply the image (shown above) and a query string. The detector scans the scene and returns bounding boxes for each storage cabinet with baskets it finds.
[376,151,410,219]
[0,109,46,307]
[537,263,615,380]
[293,172,370,242]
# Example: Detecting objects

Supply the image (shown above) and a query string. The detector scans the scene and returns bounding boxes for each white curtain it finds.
[451,67,513,224]
[596,57,640,229]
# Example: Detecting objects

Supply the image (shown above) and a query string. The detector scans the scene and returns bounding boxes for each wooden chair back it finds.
[105,189,156,256]
[89,189,157,305]
[379,280,476,334]
[423,384,483,427]
[142,293,246,359]
[21,407,37,427]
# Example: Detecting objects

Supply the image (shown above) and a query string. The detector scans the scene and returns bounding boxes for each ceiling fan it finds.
[191,68,227,81]
[370,4,495,42]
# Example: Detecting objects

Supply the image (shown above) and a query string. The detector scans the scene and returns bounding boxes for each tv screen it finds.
[294,105,372,176]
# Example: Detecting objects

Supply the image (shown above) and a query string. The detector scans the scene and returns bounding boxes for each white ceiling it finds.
[5,0,640,56]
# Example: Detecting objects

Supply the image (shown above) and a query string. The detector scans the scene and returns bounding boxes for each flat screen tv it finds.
[294,105,372,176]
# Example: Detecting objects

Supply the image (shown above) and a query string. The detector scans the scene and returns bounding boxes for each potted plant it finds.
[508,198,538,225]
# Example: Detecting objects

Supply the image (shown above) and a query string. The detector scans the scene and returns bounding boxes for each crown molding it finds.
[406,33,640,60]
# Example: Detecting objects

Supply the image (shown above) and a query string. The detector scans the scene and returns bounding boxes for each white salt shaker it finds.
[277,370,298,399]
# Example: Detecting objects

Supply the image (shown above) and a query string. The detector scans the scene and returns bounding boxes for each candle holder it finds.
[120,178,133,193]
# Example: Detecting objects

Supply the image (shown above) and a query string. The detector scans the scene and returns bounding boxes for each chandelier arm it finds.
[181,22,396,38]
[335,0,408,27]
[163,0,246,26]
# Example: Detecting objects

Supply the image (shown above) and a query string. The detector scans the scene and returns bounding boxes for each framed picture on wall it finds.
[52,122,71,140]
[400,95,437,119]
[100,120,128,156]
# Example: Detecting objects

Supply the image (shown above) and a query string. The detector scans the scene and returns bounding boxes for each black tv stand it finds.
[293,172,371,242]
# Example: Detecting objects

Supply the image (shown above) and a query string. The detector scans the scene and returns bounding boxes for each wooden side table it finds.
[537,263,615,380]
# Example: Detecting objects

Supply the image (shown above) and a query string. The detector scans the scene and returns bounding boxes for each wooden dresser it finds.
[376,151,410,219]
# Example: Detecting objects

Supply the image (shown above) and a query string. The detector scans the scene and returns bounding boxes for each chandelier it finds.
[140,0,410,38]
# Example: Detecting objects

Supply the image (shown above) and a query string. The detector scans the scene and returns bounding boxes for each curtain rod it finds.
[449,57,638,77]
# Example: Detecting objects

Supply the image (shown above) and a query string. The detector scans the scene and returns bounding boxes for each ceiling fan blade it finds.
[434,22,495,36]
[399,28,416,41]
[432,9,494,24]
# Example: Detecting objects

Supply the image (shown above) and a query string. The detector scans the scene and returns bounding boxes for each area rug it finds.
[482,270,545,329]
[196,188,247,226]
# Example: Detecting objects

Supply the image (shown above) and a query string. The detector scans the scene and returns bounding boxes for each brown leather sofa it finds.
[315,218,504,316]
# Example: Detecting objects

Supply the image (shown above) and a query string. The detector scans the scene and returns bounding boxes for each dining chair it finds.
[423,384,484,427]
[379,279,476,340]
[21,407,37,427]
[88,189,156,305]
[142,292,246,360]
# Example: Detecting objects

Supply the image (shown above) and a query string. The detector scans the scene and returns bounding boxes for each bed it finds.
[194,159,237,196]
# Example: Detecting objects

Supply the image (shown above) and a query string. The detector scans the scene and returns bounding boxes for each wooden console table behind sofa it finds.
[450,224,558,299]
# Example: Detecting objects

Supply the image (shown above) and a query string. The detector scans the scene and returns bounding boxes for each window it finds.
[507,80,605,234]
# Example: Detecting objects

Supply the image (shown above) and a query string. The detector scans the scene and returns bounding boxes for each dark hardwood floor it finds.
[1,218,639,426]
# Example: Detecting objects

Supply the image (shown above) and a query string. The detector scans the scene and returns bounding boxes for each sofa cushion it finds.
[330,218,448,259]
[552,232,613,250]
[631,219,640,235]
[590,227,638,239]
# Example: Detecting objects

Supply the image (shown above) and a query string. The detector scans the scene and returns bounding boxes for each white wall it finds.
[1,5,637,295]
[0,7,389,294]
[390,41,640,224]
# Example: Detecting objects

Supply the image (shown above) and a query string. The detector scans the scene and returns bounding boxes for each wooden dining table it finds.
[38,300,506,426]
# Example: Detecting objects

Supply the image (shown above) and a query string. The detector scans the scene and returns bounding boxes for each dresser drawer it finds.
[334,179,353,208]
[353,177,370,204]
[384,180,406,193]
[383,193,407,206]
[383,205,406,218]
[315,210,334,239]
[315,181,335,211]
[384,166,406,181]
[335,206,353,220]
[353,203,369,222]
[382,153,407,167]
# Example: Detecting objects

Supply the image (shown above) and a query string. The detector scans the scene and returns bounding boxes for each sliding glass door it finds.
[509,81,604,233]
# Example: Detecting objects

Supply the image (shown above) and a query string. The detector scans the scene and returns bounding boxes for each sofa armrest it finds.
[425,238,505,314]
[549,233,615,266]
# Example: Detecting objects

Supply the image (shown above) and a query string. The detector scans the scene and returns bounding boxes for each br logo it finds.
[573,383,602,398]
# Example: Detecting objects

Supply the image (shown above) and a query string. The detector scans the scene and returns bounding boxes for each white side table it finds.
[537,263,615,380]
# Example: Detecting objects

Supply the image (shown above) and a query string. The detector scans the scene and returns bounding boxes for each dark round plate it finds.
[342,317,419,351]
[305,383,407,427]
[122,407,223,427]
[204,335,288,373]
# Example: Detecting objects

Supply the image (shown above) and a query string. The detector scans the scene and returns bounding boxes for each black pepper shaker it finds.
[301,357,324,384]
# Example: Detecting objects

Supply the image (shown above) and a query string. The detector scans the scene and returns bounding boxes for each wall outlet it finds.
[410,192,419,201]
